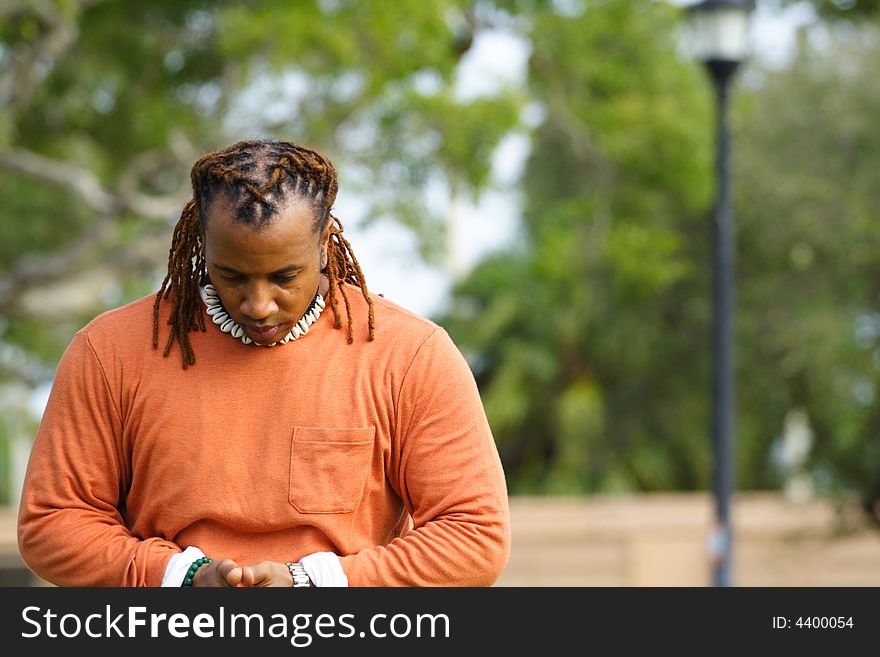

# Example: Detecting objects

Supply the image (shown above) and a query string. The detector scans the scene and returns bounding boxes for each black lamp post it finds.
[689,0,750,588]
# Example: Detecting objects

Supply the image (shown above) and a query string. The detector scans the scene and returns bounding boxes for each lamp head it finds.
[688,0,751,67]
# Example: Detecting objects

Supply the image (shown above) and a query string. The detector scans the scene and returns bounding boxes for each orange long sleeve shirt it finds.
[17,286,511,586]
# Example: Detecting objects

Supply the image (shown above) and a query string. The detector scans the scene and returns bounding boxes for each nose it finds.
[239,284,279,322]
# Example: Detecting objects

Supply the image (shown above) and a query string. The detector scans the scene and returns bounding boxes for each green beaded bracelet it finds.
[182,556,212,587]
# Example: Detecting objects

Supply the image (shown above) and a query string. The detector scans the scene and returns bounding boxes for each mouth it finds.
[243,323,288,342]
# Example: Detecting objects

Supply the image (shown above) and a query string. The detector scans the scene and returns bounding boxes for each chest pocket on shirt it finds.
[289,426,376,514]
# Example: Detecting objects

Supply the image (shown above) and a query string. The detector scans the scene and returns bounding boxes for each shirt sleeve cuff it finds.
[161,546,207,587]
[300,552,348,587]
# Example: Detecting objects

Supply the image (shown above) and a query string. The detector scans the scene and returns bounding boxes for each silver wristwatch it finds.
[286,561,313,587]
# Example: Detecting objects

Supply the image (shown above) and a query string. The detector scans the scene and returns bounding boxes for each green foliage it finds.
[444,0,714,495]
[733,25,880,519]
[798,0,880,18]
[11,0,221,164]
[4,0,880,522]
[0,174,92,268]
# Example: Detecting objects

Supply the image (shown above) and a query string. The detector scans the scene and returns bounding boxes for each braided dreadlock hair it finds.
[152,139,375,368]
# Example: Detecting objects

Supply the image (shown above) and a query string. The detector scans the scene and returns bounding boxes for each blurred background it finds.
[2,0,880,586]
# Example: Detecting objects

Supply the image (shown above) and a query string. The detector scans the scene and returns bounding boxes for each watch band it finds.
[286,561,313,587]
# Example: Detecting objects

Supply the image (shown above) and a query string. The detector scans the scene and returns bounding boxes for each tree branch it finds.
[0,146,191,219]
[0,140,191,317]
[0,221,171,320]
[0,148,120,214]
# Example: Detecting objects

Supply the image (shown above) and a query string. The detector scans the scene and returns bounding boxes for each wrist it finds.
[182,557,212,587]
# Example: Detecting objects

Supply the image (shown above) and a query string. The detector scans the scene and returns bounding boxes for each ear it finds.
[319,214,333,270]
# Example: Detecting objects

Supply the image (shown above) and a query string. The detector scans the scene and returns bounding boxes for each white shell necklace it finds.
[199,283,326,347]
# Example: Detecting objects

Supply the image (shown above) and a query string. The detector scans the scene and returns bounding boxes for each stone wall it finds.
[497,492,880,586]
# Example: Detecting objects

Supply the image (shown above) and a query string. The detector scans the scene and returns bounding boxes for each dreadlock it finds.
[152,139,375,368]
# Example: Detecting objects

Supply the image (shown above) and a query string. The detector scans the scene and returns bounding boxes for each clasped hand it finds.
[191,559,296,587]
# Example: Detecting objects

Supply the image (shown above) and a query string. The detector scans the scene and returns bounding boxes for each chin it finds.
[243,323,289,343]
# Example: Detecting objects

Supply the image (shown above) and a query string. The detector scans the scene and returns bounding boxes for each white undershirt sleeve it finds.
[300,552,349,587]
[161,546,207,587]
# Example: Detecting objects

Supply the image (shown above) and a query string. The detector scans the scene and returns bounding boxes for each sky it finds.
[335,1,817,319]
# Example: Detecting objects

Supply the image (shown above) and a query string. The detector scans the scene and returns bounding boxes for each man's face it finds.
[204,195,328,345]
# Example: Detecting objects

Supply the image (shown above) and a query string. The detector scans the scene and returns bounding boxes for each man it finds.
[18,139,510,587]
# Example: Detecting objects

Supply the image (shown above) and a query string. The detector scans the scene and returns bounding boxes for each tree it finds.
[733,19,880,522]
[443,0,715,494]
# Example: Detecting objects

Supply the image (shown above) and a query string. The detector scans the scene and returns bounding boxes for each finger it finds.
[249,560,286,586]
[248,560,271,584]
[193,559,237,587]
[226,567,242,586]
[240,565,255,587]
[217,560,243,587]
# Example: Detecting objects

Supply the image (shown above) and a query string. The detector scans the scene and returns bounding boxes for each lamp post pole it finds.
[707,58,738,588]
[688,0,750,587]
